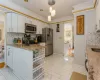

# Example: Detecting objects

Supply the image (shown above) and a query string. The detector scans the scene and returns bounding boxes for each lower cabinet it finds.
[7,46,45,80]
[13,48,33,80]
[7,46,13,69]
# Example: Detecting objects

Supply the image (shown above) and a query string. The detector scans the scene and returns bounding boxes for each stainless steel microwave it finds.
[25,23,37,33]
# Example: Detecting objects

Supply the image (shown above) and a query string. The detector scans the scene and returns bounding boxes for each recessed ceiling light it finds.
[40,9,43,11]
[24,0,28,2]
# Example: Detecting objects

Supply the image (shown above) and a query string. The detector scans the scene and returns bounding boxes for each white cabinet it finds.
[6,46,45,80]
[7,46,13,69]
[6,13,12,32]
[36,21,43,34]
[25,17,32,24]
[7,13,25,33]
[13,47,33,80]
[6,13,18,32]
[12,13,18,32]
[6,13,44,34]
[18,15,25,33]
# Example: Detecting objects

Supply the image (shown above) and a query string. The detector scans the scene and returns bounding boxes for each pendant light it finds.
[48,15,51,21]
[48,0,55,6]
[49,6,52,13]
[48,0,56,21]
[51,10,56,17]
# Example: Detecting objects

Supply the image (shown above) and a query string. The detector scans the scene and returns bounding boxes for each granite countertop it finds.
[7,44,46,51]
[87,45,100,80]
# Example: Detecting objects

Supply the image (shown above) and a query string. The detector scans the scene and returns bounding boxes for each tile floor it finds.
[0,54,87,80]
[44,53,87,80]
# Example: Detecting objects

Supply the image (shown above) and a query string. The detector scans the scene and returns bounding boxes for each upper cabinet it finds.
[6,13,12,32]
[7,13,18,33]
[25,17,32,24]
[6,13,45,34]
[12,13,18,33]
[18,15,25,33]
[37,21,43,34]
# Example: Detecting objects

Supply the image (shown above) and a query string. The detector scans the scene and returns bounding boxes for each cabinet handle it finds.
[8,51,10,56]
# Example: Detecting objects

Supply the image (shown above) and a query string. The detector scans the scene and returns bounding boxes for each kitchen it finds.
[6,11,54,80]
[0,0,99,80]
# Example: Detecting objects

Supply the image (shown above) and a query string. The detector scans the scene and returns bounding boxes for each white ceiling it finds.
[9,0,93,19]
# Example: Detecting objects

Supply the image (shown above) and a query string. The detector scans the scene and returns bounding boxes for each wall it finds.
[0,13,4,41]
[96,0,100,28]
[0,23,4,40]
[51,16,73,23]
[73,9,96,65]
[51,16,74,54]
[72,1,94,13]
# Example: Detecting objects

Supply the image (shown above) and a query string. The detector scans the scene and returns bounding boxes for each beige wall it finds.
[0,23,4,41]
[51,21,74,54]
[96,0,100,28]
[73,9,96,65]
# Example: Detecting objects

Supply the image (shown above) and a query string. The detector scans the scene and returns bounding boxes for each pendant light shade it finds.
[49,6,52,13]
[48,16,51,21]
[48,0,55,6]
[51,10,56,17]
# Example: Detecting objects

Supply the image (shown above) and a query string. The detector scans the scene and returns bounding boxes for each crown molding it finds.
[49,19,74,24]
[73,0,97,14]
[0,4,49,24]
[0,0,97,24]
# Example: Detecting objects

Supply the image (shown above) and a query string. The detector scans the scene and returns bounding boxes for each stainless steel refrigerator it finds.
[42,28,53,57]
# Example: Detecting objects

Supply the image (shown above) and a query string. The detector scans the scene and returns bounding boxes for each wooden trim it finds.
[0,4,48,24]
[94,0,97,8]
[0,0,97,24]
[73,7,94,14]
[73,0,97,14]
[50,19,74,24]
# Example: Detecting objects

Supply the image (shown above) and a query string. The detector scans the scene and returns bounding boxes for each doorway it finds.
[0,10,5,68]
[64,23,74,60]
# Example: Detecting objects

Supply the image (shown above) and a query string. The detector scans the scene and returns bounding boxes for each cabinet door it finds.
[36,21,42,34]
[12,13,18,32]
[18,15,25,33]
[25,17,32,24]
[6,13,12,32]
[13,48,33,80]
[7,46,13,69]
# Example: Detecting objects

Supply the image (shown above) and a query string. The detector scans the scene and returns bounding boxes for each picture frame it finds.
[76,15,84,35]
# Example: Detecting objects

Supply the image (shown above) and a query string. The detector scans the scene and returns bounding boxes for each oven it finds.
[25,23,37,33]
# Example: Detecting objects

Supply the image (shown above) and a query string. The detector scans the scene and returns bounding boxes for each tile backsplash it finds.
[7,33,36,44]
[87,32,100,46]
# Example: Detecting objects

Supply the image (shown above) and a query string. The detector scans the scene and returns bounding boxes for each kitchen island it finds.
[87,45,100,80]
[6,44,45,80]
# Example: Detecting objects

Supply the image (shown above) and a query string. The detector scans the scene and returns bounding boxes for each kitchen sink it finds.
[91,48,100,52]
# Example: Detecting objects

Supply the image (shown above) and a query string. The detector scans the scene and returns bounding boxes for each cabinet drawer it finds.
[33,68,44,79]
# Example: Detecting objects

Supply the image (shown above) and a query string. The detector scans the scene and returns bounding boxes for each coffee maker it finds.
[22,34,31,46]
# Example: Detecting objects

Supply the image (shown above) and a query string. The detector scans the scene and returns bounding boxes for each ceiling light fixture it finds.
[48,0,56,21]
[48,15,51,21]
[51,10,56,17]
[49,6,52,13]
[48,0,55,6]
